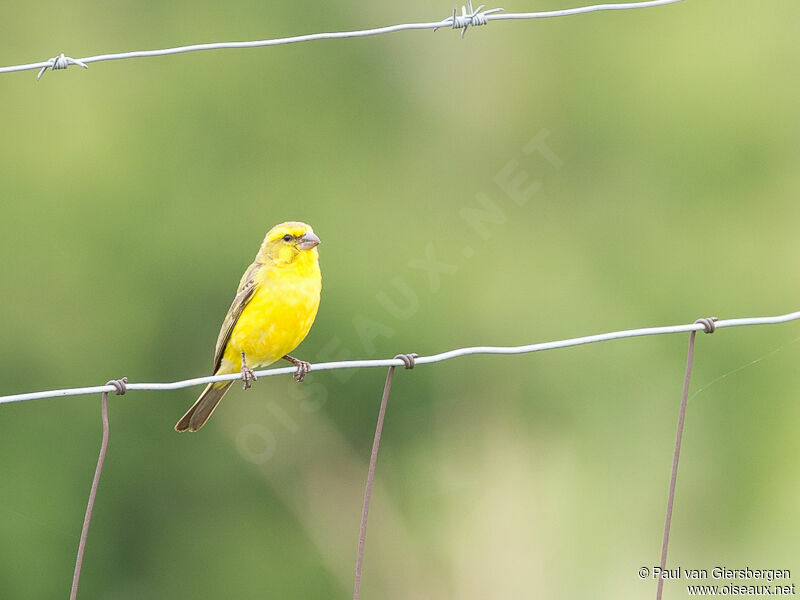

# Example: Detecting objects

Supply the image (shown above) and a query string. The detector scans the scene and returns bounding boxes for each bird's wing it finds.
[212,261,261,372]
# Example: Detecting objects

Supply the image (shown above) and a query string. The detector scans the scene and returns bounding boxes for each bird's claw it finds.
[292,360,310,383]
[282,354,311,383]
[241,352,258,390]
[241,363,257,390]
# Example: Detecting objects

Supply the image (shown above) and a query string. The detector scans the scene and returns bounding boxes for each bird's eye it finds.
[282,234,293,242]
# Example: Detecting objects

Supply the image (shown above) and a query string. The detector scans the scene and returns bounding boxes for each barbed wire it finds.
[0,0,686,79]
[1,310,797,405]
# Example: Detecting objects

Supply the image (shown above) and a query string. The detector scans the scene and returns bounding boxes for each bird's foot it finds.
[241,353,257,390]
[242,366,257,389]
[283,355,311,383]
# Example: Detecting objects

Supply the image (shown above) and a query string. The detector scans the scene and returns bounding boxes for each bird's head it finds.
[259,221,321,266]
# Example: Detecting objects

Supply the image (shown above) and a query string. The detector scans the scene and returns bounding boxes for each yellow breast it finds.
[224,259,321,370]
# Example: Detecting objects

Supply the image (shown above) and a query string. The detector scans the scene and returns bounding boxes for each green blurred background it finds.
[1,1,799,597]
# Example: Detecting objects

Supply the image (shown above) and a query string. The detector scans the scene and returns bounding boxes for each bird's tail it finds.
[174,381,234,432]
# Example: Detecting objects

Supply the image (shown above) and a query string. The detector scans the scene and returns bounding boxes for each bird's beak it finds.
[298,231,321,250]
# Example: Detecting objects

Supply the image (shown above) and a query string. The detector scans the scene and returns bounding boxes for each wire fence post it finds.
[656,318,715,600]
[70,378,126,600]
[353,354,417,599]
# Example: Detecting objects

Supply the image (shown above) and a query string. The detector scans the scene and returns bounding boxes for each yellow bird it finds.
[175,221,322,432]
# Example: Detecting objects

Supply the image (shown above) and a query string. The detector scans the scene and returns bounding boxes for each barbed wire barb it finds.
[433,2,505,37]
[0,0,686,79]
[37,53,89,80]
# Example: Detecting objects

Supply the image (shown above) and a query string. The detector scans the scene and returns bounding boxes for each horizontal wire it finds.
[0,0,685,77]
[1,310,797,405]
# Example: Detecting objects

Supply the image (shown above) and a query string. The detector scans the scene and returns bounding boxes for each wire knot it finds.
[394,353,419,370]
[105,377,128,395]
[694,317,718,334]
[37,53,89,80]
[434,1,504,37]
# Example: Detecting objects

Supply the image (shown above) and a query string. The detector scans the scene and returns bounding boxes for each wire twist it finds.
[694,317,718,334]
[37,53,89,80]
[394,353,419,369]
[106,377,128,395]
[434,2,504,37]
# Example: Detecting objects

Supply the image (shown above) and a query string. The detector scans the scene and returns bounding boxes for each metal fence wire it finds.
[0,0,685,79]
[2,1,795,598]
[2,310,799,599]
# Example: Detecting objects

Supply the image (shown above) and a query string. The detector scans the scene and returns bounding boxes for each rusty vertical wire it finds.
[656,319,714,600]
[70,378,125,600]
[353,354,416,600]
[353,366,394,600]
